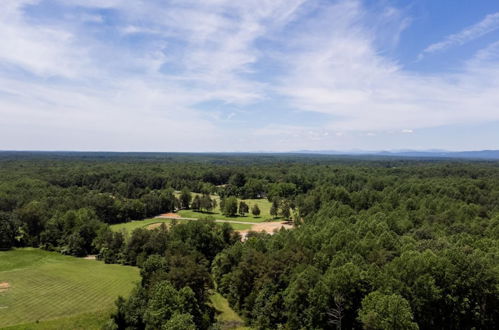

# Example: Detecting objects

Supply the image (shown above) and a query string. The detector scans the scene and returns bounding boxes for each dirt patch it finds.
[0,282,10,292]
[237,221,294,240]
[160,212,180,218]
[83,255,96,260]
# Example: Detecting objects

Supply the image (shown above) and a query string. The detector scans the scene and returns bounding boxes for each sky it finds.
[2,0,499,152]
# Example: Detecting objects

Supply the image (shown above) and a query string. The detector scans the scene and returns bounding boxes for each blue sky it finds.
[2,0,499,152]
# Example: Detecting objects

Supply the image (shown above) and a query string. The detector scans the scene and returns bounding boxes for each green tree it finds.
[180,188,192,209]
[238,201,249,216]
[191,195,201,211]
[200,194,214,212]
[358,291,418,330]
[163,313,196,330]
[280,199,291,220]
[0,212,18,249]
[270,199,279,219]
[222,197,238,217]
[251,204,261,217]
[144,281,201,329]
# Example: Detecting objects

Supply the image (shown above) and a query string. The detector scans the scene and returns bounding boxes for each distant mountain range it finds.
[293,149,499,159]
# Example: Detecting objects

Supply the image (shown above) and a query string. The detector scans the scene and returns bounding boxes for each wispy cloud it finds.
[271,1,499,137]
[419,12,499,59]
[1,0,499,151]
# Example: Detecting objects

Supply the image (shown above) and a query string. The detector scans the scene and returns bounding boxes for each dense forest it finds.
[1,152,498,329]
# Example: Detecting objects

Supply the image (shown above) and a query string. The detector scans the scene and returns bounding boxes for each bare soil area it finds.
[237,221,293,240]
[161,213,180,218]
[0,282,10,292]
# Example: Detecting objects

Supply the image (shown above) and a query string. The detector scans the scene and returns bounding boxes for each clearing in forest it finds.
[110,217,253,233]
[0,248,139,329]
[176,194,278,223]
[210,292,250,330]
[237,221,294,240]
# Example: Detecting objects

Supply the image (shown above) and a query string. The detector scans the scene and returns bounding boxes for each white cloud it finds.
[420,12,499,58]
[0,0,89,78]
[273,1,499,135]
[2,0,499,151]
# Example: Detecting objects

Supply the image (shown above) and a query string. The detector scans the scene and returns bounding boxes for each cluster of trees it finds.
[269,198,294,220]
[212,168,499,329]
[191,194,217,212]
[99,220,239,329]
[219,197,261,218]
[1,152,498,329]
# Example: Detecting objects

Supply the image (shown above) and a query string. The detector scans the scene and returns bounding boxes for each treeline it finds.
[0,154,316,249]
[1,153,499,329]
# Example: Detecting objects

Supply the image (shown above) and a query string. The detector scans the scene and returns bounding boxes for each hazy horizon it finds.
[2,1,499,152]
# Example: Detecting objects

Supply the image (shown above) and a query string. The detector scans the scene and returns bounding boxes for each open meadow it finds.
[177,195,277,222]
[0,248,139,329]
[110,196,274,233]
[110,217,253,233]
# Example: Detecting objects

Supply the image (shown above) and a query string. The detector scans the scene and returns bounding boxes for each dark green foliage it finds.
[107,219,236,329]
[222,196,238,217]
[200,194,215,212]
[143,282,202,329]
[238,201,249,216]
[1,152,499,329]
[280,199,291,220]
[270,199,279,218]
[40,208,105,257]
[191,195,201,211]
[358,291,418,330]
[0,212,18,249]
[251,204,261,217]
[180,188,192,209]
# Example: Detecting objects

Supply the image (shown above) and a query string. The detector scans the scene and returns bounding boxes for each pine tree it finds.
[251,204,261,217]
[239,201,249,216]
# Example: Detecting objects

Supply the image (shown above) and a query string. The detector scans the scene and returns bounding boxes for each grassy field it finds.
[210,292,251,330]
[109,196,277,234]
[110,217,188,232]
[0,248,139,328]
[178,196,276,223]
[3,309,112,330]
[110,218,253,233]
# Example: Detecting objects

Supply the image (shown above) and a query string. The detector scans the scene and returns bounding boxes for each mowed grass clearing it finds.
[210,292,251,330]
[0,248,139,328]
[110,218,253,233]
[110,217,189,232]
[178,195,277,223]
[3,309,111,330]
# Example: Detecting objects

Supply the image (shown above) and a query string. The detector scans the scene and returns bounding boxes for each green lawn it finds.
[110,217,188,232]
[3,309,111,330]
[178,196,276,223]
[0,248,139,328]
[210,292,251,330]
[110,218,253,233]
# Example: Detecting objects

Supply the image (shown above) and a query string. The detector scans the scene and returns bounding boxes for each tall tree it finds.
[358,291,418,330]
[239,201,249,216]
[200,194,214,212]
[270,199,279,219]
[222,197,238,217]
[191,195,201,211]
[180,188,192,209]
